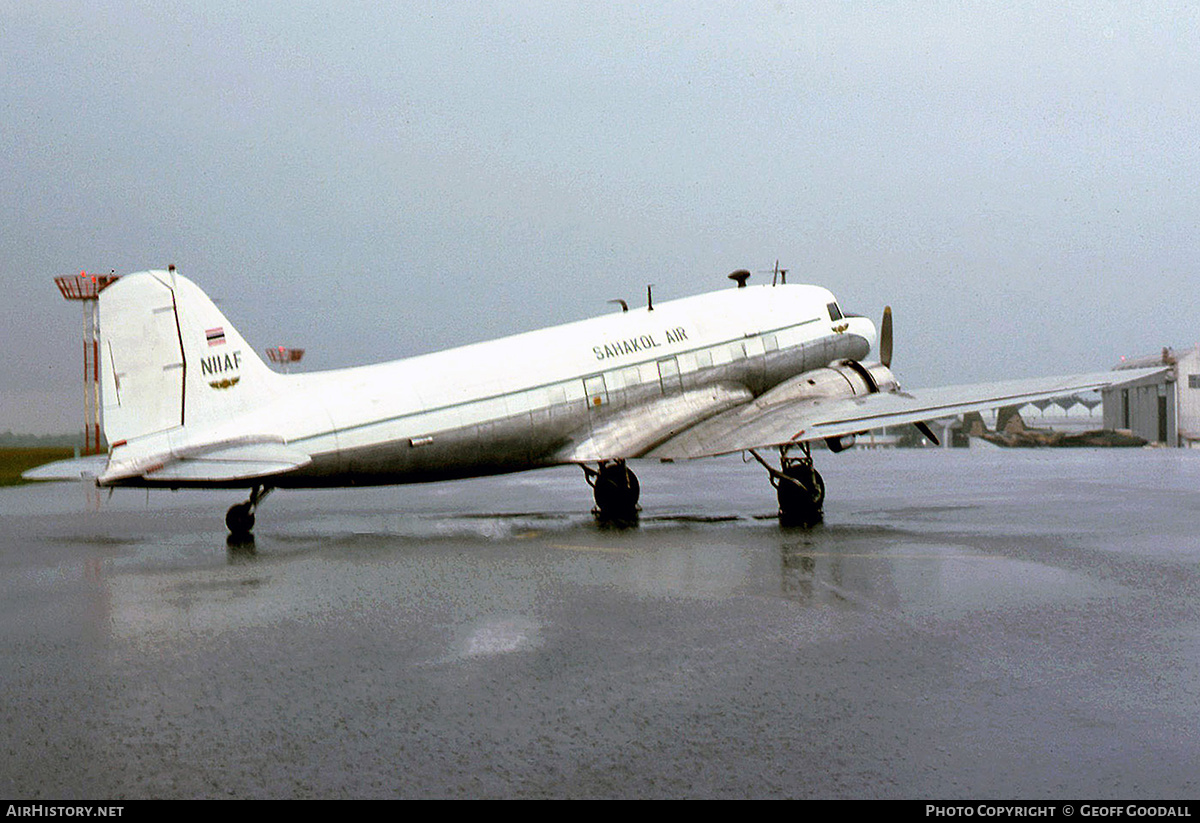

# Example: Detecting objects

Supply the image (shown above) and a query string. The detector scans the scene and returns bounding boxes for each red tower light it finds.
[265,346,305,372]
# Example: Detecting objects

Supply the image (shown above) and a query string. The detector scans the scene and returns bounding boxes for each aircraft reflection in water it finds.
[26,266,1164,535]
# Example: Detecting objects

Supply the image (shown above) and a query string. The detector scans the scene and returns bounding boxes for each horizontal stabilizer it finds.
[21,455,110,482]
[139,441,312,483]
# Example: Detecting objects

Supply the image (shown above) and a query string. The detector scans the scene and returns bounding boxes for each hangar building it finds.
[1102,346,1200,448]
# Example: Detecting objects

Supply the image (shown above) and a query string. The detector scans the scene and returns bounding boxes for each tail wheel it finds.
[226,502,256,536]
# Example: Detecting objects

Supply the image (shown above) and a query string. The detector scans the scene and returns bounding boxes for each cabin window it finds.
[584,374,608,408]
[763,333,779,352]
[526,387,553,412]
[658,357,682,394]
[475,397,506,421]
[559,381,583,405]
[1189,374,1200,389]
[604,366,642,391]
[506,391,532,414]
[694,349,713,369]
[827,302,843,321]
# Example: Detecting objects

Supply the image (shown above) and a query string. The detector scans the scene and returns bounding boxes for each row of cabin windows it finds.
[408,328,804,425]
[393,324,824,439]
[584,330,792,407]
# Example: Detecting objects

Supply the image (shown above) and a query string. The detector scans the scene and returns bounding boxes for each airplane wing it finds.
[645,367,1168,460]
[557,383,754,462]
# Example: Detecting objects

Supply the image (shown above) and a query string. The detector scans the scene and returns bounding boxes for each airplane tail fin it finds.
[962,411,989,436]
[995,405,1026,434]
[100,270,279,446]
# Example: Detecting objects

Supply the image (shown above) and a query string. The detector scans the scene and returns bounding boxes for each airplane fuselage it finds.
[109,283,875,488]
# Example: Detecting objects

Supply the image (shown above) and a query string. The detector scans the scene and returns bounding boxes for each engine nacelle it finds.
[755,360,898,452]
[825,433,857,453]
[827,359,899,395]
[760,360,899,407]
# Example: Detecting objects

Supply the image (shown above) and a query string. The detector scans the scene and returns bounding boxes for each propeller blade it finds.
[880,306,893,368]
[914,420,941,446]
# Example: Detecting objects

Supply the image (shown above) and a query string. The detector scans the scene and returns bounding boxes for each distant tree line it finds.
[0,431,86,449]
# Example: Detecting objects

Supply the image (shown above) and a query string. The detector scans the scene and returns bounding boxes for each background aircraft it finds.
[963,408,1147,448]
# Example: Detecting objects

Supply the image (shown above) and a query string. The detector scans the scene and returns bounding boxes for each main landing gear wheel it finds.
[775,462,824,528]
[583,460,640,524]
[226,485,273,538]
[748,446,825,528]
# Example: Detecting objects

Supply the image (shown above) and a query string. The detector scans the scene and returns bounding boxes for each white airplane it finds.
[26,266,1163,535]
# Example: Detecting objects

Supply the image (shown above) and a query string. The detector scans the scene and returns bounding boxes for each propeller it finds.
[879,305,939,446]
[914,419,941,447]
[880,305,893,369]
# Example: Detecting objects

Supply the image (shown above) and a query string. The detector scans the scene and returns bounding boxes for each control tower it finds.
[54,270,119,455]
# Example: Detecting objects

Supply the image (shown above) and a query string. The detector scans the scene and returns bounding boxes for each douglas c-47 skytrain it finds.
[26,267,1163,536]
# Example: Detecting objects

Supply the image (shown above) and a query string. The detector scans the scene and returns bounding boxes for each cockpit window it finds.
[827,302,844,322]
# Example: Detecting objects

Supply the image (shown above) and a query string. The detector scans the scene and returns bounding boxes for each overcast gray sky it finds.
[2,2,1197,434]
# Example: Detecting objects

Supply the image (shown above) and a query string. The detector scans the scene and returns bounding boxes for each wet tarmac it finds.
[2,449,1198,798]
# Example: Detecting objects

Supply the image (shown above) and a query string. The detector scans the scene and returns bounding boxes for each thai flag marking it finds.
[206,327,226,346]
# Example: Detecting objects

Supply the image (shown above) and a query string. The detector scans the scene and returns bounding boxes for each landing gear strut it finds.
[750,445,824,527]
[583,459,640,524]
[226,485,273,537]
